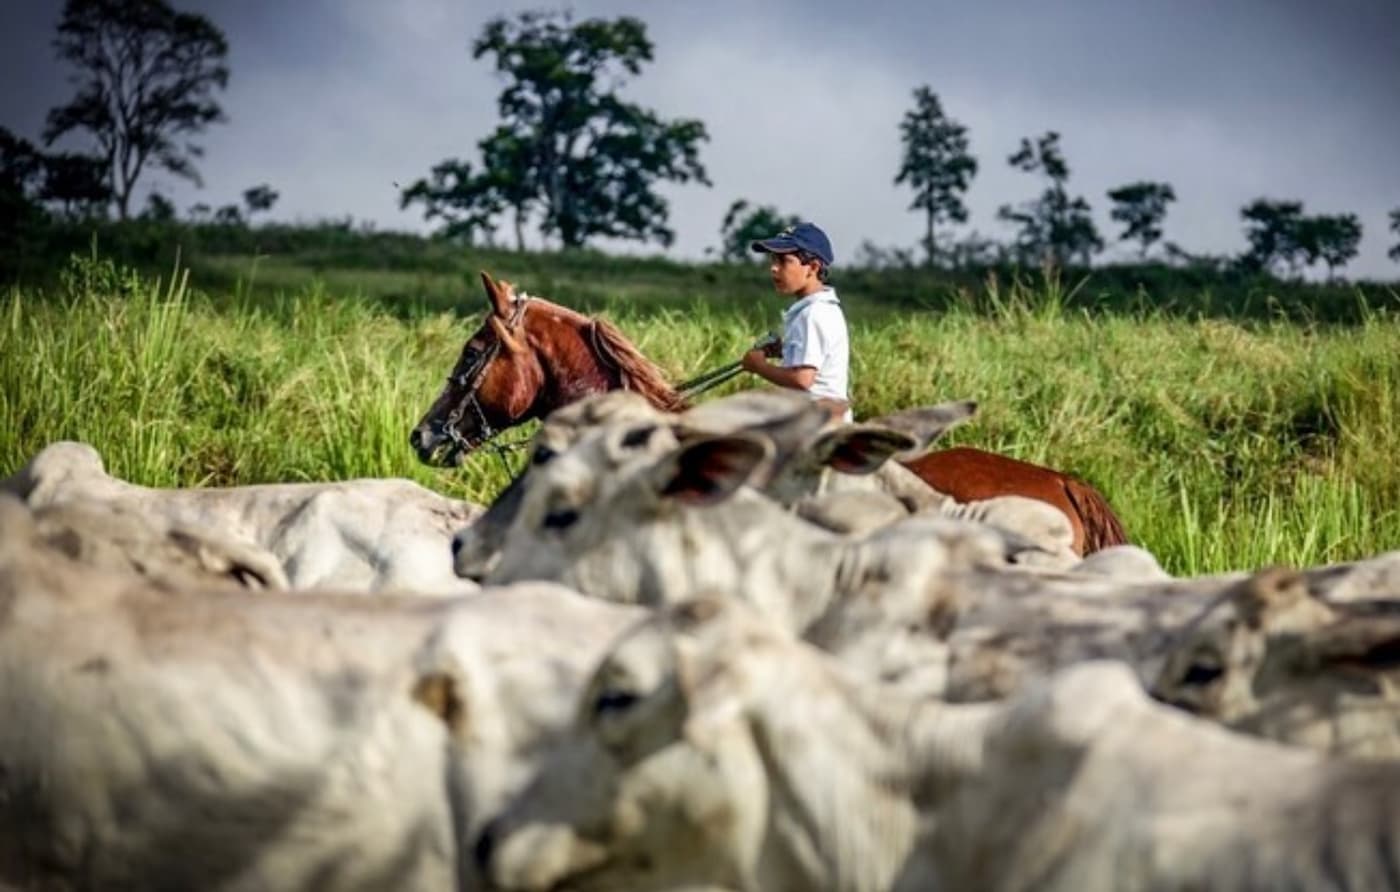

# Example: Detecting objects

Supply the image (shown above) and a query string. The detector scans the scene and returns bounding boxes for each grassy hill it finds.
[3,224,1398,575]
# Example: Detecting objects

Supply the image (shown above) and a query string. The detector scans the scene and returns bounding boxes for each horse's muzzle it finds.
[410,424,458,467]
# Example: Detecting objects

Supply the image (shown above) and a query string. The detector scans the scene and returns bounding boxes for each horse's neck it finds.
[526,318,623,418]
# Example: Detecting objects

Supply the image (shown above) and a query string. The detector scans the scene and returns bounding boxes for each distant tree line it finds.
[2,1,1397,279]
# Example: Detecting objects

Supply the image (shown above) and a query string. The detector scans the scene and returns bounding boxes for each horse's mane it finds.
[588,317,689,412]
[524,296,688,413]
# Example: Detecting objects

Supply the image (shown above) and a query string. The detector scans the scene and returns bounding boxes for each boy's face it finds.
[767,252,821,297]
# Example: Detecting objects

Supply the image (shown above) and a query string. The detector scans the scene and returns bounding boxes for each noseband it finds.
[443,295,530,455]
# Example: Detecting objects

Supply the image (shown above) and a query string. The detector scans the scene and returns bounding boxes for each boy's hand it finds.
[741,349,770,373]
[752,332,782,358]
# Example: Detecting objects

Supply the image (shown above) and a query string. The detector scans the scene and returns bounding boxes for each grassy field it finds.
[3,248,1399,577]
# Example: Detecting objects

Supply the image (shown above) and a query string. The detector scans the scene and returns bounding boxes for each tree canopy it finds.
[716,200,800,263]
[1297,214,1363,280]
[894,87,977,266]
[404,10,710,250]
[1107,181,1176,259]
[997,132,1102,267]
[1389,209,1400,264]
[242,184,278,217]
[44,0,230,220]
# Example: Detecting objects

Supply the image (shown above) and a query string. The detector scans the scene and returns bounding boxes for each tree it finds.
[44,0,229,220]
[1106,181,1176,259]
[716,199,800,263]
[407,10,710,250]
[212,203,242,225]
[399,158,502,245]
[997,132,1102,267]
[1295,213,1363,280]
[1,128,48,244]
[141,191,175,221]
[242,183,278,218]
[1389,209,1400,263]
[39,151,110,218]
[894,87,977,266]
[1,130,47,211]
[1239,199,1305,275]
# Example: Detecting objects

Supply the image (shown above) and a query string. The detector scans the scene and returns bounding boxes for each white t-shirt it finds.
[781,287,851,417]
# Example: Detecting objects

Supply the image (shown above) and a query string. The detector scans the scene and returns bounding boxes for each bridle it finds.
[442,295,532,466]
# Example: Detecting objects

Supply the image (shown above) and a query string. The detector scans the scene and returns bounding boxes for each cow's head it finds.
[477,419,775,603]
[1152,566,1400,755]
[473,597,799,891]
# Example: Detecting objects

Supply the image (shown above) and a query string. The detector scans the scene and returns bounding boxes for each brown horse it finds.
[412,272,1128,555]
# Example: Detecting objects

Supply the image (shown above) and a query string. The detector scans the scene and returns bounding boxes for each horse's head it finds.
[411,272,547,466]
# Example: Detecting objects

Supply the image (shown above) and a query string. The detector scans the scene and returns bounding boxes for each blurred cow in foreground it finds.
[478,595,1400,892]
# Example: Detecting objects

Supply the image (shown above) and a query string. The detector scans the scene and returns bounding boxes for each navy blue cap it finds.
[750,222,834,267]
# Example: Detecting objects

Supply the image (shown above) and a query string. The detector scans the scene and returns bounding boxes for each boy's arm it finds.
[741,350,817,390]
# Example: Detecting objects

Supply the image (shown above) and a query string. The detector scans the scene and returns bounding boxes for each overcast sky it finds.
[4,0,1399,277]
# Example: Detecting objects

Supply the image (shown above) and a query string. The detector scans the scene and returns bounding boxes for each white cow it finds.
[466,423,1090,693]
[0,495,643,891]
[4,440,481,594]
[479,595,1400,892]
[28,497,290,590]
[465,423,1400,745]
[453,393,1079,582]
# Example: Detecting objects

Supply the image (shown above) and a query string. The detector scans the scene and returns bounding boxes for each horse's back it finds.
[900,447,1128,555]
[901,447,1072,502]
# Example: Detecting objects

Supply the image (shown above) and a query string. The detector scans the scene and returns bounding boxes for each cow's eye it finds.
[532,445,556,466]
[620,425,657,449]
[594,689,639,717]
[543,508,579,530]
[1181,659,1224,687]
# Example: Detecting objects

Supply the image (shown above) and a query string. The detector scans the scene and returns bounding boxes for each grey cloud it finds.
[3,0,1397,276]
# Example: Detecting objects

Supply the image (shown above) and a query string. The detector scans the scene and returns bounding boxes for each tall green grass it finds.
[3,254,1398,576]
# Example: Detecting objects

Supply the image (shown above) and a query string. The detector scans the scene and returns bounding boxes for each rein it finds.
[674,331,780,399]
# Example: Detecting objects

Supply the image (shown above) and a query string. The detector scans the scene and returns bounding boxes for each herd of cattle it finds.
[3,388,1400,891]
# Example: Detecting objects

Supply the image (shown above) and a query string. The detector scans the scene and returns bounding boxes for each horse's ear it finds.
[480,271,512,319]
[489,316,526,354]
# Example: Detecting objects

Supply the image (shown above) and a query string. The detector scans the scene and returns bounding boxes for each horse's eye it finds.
[594,689,639,717]
[543,508,579,530]
[533,445,556,466]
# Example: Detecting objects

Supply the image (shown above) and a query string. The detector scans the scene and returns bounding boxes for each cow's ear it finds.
[648,435,771,506]
[866,399,977,456]
[808,426,918,475]
[480,270,513,319]
[1230,567,1329,630]
[170,528,290,591]
[1302,612,1400,668]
